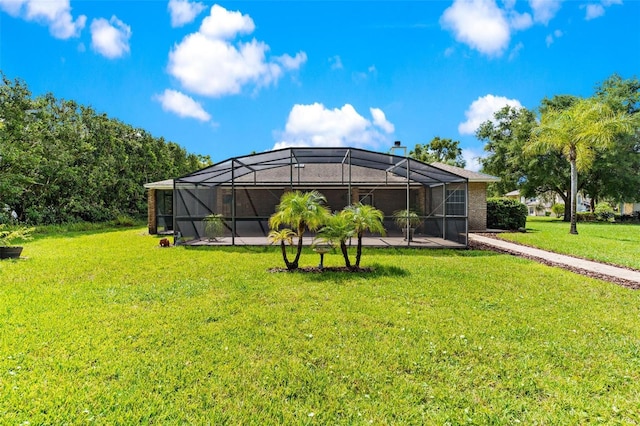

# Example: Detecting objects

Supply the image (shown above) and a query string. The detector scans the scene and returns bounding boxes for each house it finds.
[505,189,590,216]
[145,147,500,247]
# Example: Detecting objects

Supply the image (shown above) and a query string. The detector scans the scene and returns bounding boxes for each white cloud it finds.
[458,94,523,135]
[199,4,254,39]
[528,0,562,24]
[440,0,569,56]
[168,4,306,97]
[508,41,524,60]
[0,0,85,39]
[546,29,563,47]
[370,108,395,133]
[329,55,343,70]
[508,10,533,30]
[154,89,211,122]
[462,148,483,172]
[90,16,131,59]
[168,0,206,28]
[585,3,606,19]
[273,103,395,150]
[584,0,622,20]
[440,0,511,57]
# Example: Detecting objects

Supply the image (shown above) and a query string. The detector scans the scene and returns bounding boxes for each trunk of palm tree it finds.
[292,224,305,269]
[340,241,351,268]
[569,150,579,235]
[280,241,294,270]
[355,233,363,267]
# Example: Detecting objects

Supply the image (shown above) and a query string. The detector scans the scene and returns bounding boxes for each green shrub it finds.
[551,203,565,218]
[577,212,596,222]
[594,203,615,222]
[487,198,528,230]
[112,215,136,227]
[204,214,225,241]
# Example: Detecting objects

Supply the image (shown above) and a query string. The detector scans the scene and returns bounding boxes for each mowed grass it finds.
[498,217,640,270]
[1,228,640,424]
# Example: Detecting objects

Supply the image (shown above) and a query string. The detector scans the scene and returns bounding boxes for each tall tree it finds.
[410,137,466,167]
[529,98,637,234]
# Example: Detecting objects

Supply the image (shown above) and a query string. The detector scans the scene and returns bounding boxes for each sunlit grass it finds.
[1,228,639,423]
[497,216,640,270]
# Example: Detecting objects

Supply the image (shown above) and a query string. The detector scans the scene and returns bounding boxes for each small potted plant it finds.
[0,224,34,259]
[392,209,423,241]
[203,214,225,241]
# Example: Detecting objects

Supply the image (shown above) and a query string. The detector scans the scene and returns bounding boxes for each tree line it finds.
[408,74,639,233]
[0,73,212,224]
[476,74,639,223]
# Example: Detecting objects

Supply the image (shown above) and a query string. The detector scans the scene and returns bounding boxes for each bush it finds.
[487,198,528,230]
[112,215,136,227]
[551,203,565,218]
[577,212,596,222]
[594,203,615,222]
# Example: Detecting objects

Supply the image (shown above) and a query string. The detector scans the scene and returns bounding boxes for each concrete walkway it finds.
[469,233,640,286]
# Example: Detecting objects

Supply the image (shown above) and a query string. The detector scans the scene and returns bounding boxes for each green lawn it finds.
[497,217,640,270]
[1,227,639,424]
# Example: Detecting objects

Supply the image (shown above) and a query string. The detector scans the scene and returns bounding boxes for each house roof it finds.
[505,190,520,197]
[429,162,500,183]
[143,179,173,190]
[175,147,470,187]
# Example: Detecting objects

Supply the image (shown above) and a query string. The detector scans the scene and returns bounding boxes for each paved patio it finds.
[182,235,466,249]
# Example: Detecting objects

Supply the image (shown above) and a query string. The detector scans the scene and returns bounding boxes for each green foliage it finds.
[0,73,210,225]
[343,203,386,267]
[203,214,225,241]
[0,224,34,246]
[594,203,615,222]
[392,209,423,229]
[269,190,330,270]
[487,198,527,230]
[315,211,354,267]
[2,227,640,423]
[550,203,565,218]
[529,97,637,234]
[409,136,466,167]
[112,215,136,227]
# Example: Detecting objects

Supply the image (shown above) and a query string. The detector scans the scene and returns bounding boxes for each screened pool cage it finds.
[173,147,469,246]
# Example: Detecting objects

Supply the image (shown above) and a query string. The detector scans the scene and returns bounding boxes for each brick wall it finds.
[468,182,487,231]
[147,189,157,234]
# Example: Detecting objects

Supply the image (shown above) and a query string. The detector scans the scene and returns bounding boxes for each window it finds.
[446,189,465,216]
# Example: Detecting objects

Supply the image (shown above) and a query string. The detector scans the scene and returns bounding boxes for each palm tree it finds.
[269,190,329,269]
[267,228,296,270]
[344,203,386,267]
[529,98,637,234]
[315,212,355,268]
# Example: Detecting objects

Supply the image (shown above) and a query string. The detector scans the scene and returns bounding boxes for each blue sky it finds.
[1,0,638,170]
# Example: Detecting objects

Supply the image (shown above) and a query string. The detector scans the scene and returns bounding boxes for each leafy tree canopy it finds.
[0,72,212,224]
[410,137,466,168]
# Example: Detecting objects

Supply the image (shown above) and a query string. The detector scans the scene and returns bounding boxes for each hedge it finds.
[487,198,528,230]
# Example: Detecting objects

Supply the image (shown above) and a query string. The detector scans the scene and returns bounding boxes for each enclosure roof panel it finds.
[175,147,467,186]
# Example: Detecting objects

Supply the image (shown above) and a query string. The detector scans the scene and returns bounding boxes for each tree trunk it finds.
[570,154,579,235]
[340,242,351,268]
[292,226,304,269]
[355,234,363,267]
[280,241,293,270]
